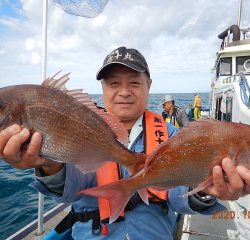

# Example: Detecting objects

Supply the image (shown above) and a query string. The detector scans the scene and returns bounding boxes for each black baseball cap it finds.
[96,46,150,80]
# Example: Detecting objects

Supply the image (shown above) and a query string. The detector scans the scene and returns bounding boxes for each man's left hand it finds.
[202,158,250,200]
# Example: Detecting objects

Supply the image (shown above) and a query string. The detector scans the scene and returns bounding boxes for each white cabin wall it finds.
[232,82,250,124]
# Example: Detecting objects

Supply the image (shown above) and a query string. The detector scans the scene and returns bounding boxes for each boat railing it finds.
[222,76,237,84]
[239,72,250,108]
[221,73,250,108]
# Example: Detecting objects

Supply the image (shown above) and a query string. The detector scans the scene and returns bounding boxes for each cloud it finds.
[0,0,249,93]
[25,38,35,50]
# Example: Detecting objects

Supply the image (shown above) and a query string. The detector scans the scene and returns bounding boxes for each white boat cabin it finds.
[210,25,250,124]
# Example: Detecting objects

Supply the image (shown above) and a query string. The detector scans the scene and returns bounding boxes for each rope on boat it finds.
[182,230,230,239]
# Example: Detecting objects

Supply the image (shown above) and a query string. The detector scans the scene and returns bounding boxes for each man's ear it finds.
[148,79,152,90]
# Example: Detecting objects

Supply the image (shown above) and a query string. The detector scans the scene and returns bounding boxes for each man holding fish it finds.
[1,46,250,240]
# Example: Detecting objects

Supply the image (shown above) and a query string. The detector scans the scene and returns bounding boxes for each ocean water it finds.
[0,93,210,239]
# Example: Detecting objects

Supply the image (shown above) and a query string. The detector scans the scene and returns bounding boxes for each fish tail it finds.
[76,179,133,223]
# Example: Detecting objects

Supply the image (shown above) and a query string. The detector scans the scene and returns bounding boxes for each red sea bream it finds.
[0,72,146,174]
[78,119,250,223]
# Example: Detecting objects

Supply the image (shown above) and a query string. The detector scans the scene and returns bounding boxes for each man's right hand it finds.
[0,124,64,176]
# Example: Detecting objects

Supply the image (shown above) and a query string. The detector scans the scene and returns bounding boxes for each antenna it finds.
[237,0,242,27]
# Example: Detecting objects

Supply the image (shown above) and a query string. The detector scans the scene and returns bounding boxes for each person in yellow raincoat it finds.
[193,94,201,118]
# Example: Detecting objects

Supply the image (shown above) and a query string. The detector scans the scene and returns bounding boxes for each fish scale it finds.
[0,73,146,174]
[79,119,250,223]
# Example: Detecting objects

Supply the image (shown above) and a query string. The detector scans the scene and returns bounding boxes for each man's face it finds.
[101,65,152,128]
[163,102,171,112]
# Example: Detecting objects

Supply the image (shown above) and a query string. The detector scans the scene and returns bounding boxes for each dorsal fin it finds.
[42,71,129,146]
[42,70,70,91]
[192,118,220,123]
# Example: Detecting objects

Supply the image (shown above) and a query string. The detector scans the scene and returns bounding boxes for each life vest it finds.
[96,110,169,223]
[162,106,180,128]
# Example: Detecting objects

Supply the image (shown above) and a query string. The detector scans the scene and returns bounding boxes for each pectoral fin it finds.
[180,176,213,198]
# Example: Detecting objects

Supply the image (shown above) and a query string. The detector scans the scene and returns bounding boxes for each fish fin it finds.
[137,188,149,205]
[75,161,110,174]
[42,70,70,91]
[149,186,172,191]
[76,180,132,224]
[40,155,109,173]
[193,118,220,123]
[180,176,213,198]
[40,155,63,163]
[64,89,87,97]
[184,118,220,131]
[95,113,129,146]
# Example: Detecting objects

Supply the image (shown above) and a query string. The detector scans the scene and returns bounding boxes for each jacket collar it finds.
[127,114,143,149]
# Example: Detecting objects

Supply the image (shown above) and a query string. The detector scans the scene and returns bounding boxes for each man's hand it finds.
[0,124,64,176]
[202,158,249,200]
[237,164,250,196]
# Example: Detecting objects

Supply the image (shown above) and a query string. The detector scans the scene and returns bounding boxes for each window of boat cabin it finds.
[236,56,250,74]
[219,58,232,76]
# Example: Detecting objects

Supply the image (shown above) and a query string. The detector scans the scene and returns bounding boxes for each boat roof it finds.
[214,26,250,68]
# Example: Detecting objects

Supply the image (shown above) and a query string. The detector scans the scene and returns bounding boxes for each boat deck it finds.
[7,200,240,240]
[7,203,71,240]
[177,200,238,240]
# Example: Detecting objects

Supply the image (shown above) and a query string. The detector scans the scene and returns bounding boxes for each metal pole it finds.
[37,0,48,236]
[237,0,242,27]
[37,192,45,235]
[42,0,48,82]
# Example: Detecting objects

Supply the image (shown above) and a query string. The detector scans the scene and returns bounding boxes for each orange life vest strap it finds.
[96,163,124,222]
[144,110,169,200]
[97,111,169,222]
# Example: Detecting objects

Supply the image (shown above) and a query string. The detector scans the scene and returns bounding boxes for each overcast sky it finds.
[0,0,250,94]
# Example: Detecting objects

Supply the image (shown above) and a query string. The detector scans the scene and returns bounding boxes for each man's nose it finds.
[118,84,132,97]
